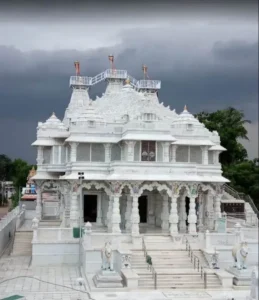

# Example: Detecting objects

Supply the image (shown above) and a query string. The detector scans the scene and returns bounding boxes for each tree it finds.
[0,154,13,205]
[10,159,34,208]
[195,107,251,165]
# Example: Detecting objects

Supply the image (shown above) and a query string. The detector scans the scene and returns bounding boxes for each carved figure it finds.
[101,242,114,271]
[232,241,249,270]
[249,267,258,300]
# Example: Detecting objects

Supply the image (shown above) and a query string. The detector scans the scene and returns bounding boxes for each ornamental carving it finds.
[110,181,121,195]
[82,181,111,196]
[121,254,131,269]
[42,180,59,191]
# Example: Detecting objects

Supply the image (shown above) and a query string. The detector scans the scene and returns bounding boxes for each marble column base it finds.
[227,267,252,286]
[93,270,123,288]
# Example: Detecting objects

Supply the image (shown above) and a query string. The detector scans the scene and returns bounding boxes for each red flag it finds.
[74,61,80,76]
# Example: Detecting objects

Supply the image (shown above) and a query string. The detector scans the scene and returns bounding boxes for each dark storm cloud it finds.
[0,0,257,22]
[0,17,258,163]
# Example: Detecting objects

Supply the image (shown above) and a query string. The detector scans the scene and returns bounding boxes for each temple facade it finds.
[31,62,231,235]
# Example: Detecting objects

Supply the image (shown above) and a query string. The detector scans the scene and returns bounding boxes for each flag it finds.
[74,61,80,76]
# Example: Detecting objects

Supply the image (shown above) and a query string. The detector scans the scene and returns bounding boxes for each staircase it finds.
[12,231,33,256]
[132,236,222,290]
[131,250,154,289]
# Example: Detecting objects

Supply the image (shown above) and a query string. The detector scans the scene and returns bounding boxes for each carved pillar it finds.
[188,184,198,234]
[179,193,187,233]
[111,195,121,233]
[104,143,112,163]
[147,193,155,225]
[110,181,122,234]
[201,146,209,165]
[131,195,140,236]
[36,146,44,166]
[170,145,178,163]
[169,194,179,234]
[125,194,132,232]
[70,182,79,227]
[64,192,70,227]
[161,193,169,231]
[35,184,42,220]
[125,141,136,162]
[131,183,141,236]
[213,151,220,164]
[106,196,113,232]
[69,142,79,162]
[214,195,222,219]
[162,142,170,162]
[96,194,102,225]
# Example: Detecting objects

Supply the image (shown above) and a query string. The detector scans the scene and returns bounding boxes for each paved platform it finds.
[0,255,250,300]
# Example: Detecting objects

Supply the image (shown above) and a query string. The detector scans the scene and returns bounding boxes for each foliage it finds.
[0,154,13,181]
[196,107,258,208]
[0,155,35,208]
[195,107,250,166]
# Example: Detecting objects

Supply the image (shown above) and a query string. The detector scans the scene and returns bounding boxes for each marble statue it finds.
[101,242,114,271]
[249,267,258,300]
[232,241,249,270]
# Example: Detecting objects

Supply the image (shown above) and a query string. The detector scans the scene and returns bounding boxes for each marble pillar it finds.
[188,196,197,234]
[169,195,179,234]
[214,195,222,219]
[131,195,140,236]
[35,187,42,220]
[64,193,70,227]
[161,194,169,231]
[106,196,113,232]
[147,193,155,225]
[179,194,187,233]
[104,143,112,163]
[70,191,79,227]
[111,195,121,233]
[125,195,132,232]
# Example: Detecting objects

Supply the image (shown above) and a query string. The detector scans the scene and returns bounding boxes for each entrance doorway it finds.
[84,195,97,222]
[138,196,147,223]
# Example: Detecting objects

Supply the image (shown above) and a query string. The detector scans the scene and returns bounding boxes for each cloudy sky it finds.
[0,0,258,163]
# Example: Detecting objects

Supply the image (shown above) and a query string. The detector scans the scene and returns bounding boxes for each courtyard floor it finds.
[0,253,250,300]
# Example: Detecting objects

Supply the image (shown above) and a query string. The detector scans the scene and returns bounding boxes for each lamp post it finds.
[78,172,84,271]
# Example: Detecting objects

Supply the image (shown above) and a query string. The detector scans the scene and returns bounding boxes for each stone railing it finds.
[204,230,236,248]
[33,227,74,242]
[0,206,20,231]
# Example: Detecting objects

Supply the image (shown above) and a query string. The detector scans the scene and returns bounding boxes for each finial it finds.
[52,112,55,116]
[125,77,130,84]
[74,61,80,76]
[184,105,187,111]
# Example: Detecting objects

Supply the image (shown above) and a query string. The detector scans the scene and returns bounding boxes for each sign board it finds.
[217,217,226,233]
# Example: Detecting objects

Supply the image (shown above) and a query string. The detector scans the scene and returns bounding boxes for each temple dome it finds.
[38,112,67,130]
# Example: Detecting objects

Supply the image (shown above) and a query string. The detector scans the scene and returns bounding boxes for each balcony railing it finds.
[136,80,161,89]
[69,76,92,87]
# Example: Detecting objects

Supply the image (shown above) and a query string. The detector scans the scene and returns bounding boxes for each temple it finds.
[28,59,258,292]
[31,58,257,234]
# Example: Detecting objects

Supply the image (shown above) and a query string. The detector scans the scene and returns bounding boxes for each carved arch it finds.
[198,183,216,196]
[139,181,172,197]
[81,181,111,196]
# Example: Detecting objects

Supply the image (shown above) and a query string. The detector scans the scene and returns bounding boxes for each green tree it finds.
[0,154,13,205]
[195,107,251,165]
[10,159,34,208]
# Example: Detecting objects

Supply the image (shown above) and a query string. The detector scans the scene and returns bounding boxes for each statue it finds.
[101,242,114,271]
[249,267,258,300]
[232,241,249,270]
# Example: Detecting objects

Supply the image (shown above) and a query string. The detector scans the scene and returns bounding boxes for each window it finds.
[88,120,95,128]
[186,124,193,131]
[141,141,156,161]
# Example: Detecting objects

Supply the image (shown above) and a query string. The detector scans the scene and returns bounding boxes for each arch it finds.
[139,181,172,197]
[198,183,216,196]
[81,181,111,196]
